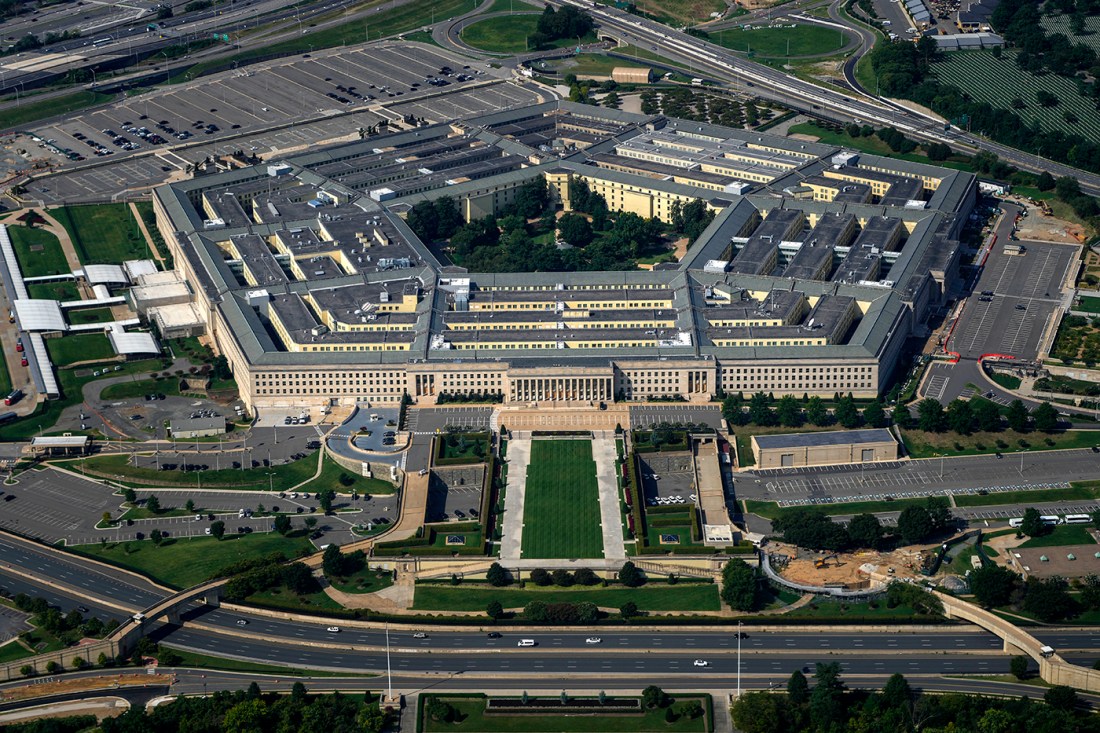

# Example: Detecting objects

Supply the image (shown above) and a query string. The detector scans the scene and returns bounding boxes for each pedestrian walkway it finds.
[498,436,530,561]
[591,433,626,560]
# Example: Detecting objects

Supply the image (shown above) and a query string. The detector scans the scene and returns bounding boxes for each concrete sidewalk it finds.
[499,437,530,561]
[592,434,626,560]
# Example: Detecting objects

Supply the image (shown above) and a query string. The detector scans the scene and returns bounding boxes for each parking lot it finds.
[638,454,695,505]
[406,406,493,434]
[0,468,121,544]
[15,41,541,204]
[328,406,401,454]
[949,239,1076,362]
[629,405,723,430]
[426,466,485,524]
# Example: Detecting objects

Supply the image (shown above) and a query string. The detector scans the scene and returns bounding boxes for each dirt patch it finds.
[1007,196,1086,244]
[772,542,926,589]
[0,672,173,703]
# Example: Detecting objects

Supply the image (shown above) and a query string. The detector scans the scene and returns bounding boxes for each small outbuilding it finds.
[170,415,227,439]
[611,67,654,84]
[751,428,898,469]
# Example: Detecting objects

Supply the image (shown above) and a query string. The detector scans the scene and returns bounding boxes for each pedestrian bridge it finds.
[111,579,225,649]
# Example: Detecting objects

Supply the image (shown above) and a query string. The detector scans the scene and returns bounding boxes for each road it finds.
[555,0,1100,195]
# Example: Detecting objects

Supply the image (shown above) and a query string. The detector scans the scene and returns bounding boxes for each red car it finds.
[14,343,22,353]
[20,358,27,367]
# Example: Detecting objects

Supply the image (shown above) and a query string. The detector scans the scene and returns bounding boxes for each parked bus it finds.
[1064,514,1092,525]
[3,390,21,406]
[1008,517,1024,528]
[1040,515,1060,525]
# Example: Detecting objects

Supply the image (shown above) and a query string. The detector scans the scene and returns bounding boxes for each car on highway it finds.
[236,619,248,626]
[412,632,428,638]
[585,637,602,644]
[326,626,340,633]
[693,659,708,667]
[487,632,501,639]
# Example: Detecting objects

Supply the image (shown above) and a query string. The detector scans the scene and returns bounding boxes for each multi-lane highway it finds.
[555,0,1100,195]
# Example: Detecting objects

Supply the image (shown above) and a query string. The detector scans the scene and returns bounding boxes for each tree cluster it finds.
[530,567,600,587]
[733,666,1094,733]
[98,683,392,733]
[669,199,716,241]
[12,593,117,645]
[772,498,951,550]
[969,565,1081,622]
[914,397,1059,434]
[721,558,762,610]
[224,560,318,600]
[722,392,888,430]
[531,4,593,48]
[522,599,599,623]
[321,544,367,579]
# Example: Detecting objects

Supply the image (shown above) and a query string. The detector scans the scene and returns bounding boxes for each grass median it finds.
[412,582,720,612]
[71,531,315,589]
[0,90,114,130]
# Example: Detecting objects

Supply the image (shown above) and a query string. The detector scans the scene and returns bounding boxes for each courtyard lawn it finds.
[51,203,149,265]
[70,532,315,589]
[45,333,115,367]
[411,582,720,611]
[420,693,712,732]
[327,566,395,594]
[67,307,115,325]
[1019,525,1098,548]
[26,281,80,301]
[521,440,603,559]
[7,226,69,277]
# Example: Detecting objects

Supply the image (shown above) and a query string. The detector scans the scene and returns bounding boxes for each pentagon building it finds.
[151,101,976,412]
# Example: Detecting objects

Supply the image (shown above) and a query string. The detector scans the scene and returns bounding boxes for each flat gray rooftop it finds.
[754,428,896,449]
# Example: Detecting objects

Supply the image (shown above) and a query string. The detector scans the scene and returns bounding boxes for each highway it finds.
[2,533,1100,682]
[555,0,1100,195]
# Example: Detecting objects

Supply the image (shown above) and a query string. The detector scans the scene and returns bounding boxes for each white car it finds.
[326,626,340,633]
[236,619,248,626]
[693,659,708,667]
[585,637,602,644]
[413,632,427,638]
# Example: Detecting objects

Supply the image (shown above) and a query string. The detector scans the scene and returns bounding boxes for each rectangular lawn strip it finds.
[100,378,181,400]
[0,640,32,663]
[0,90,114,130]
[45,333,116,367]
[50,203,149,265]
[900,428,1100,458]
[70,532,315,589]
[159,646,374,677]
[243,585,345,613]
[520,440,603,559]
[1018,525,1098,548]
[67,307,115,325]
[421,693,711,732]
[411,582,720,611]
[0,350,10,398]
[7,226,69,277]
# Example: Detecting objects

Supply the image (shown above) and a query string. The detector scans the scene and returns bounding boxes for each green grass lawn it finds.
[562,53,649,77]
[784,599,941,621]
[0,90,114,130]
[412,582,719,611]
[67,307,115,325]
[51,203,149,265]
[0,640,32,663]
[1019,525,1098,548]
[461,15,594,54]
[7,226,69,277]
[327,566,395,594]
[0,349,10,399]
[1076,295,1100,313]
[100,377,180,400]
[421,693,711,732]
[521,440,603,559]
[45,333,116,367]
[71,532,315,589]
[711,24,850,58]
[26,280,81,301]
[436,433,490,464]
[988,372,1022,390]
[244,585,345,613]
[72,452,395,495]
[596,0,725,25]
[900,428,1100,458]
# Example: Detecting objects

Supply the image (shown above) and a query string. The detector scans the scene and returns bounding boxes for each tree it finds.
[1023,576,1077,622]
[1032,401,1059,432]
[1036,89,1060,107]
[185,499,195,512]
[551,569,574,587]
[806,396,829,426]
[897,505,934,544]
[1020,507,1047,537]
[209,520,225,540]
[787,669,809,705]
[971,399,1002,433]
[273,514,291,535]
[917,398,945,432]
[486,600,503,620]
[1037,171,1056,191]
[642,685,668,709]
[925,496,952,534]
[731,691,783,733]
[881,673,912,710]
[968,564,1018,608]
[530,568,551,586]
[19,665,33,677]
[322,544,343,577]
[1010,654,1029,680]
[486,562,509,587]
[71,656,84,669]
[357,702,388,733]
[122,488,136,504]
[1044,685,1078,711]
[834,394,861,429]
[862,401,886,428]
[317,489,335,514]
[847,513,883,548]
[557,212,594,247]
[618,561,644,587]
[145,495,161,513]
[809,662,846,731]
[681,700,703,719]
[946,399,974,434]
[425,697,455,723]
[619,601,638,619]
[772,507,850,551]
[150,528,163,546]
[748,391,774,426]
[1005,399,1029,432]
[720,558,760,611]
[574,567,599,586]
[776,395,803,427]
[891,402,911,429]
[101,511,112,526]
